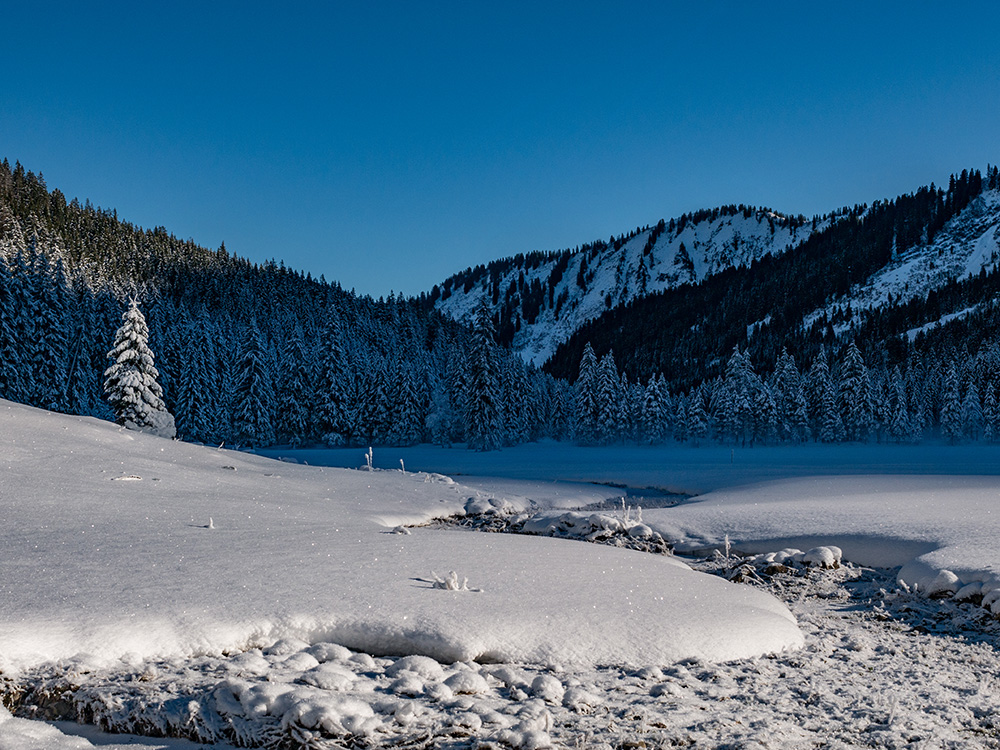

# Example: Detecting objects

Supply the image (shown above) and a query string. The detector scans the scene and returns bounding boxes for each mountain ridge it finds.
[427,168,998,389]
[429,204,839,367]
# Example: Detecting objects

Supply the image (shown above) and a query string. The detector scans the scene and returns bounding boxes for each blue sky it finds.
[4,2,1000,298]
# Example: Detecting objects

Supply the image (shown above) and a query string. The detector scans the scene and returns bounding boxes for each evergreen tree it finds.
[426,373,457,446]
[773,349,810,442]
[673,395,688,443]
[232,319,276,448]
[274,323,312,446]
[751,380,778,445]
[641,375,666,443]
[887,367,913,443]
[961,380,983,441]
[103,299,176,438]
[807,347,843,442]
[838,341,874,441]
[355,354,389,445]
[64,288,101,416]
[465,299,502,451]
[315,311,350,444]
[983,382,1000,442]
[387,359,424,446]
[574,342,600,444]
[687,387,709,445]
[0,258,21,401]
[940,364,963,443]
[596,351,622,443]
[175,313,217,443]
[721,348,757,445]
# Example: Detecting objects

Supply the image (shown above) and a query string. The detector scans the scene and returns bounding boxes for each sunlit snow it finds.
[0,400,800,677]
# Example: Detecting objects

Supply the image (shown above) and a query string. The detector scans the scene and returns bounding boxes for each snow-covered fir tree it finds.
[687,386,709,445]
[838,341,874,442]
[772,349,810,442]
[596,351,621,444]
[983,382,1000,442]
[640,375,666,443]
[465,299,503,451]
[387,359,425,446]
[940,364,963,443]
[887,367,913,443]
[961,380,983,441]
[806,347,845,442]
[103,299,176,438]
[574,342,600,444]
[274,323,312,446]
[315,310,351,445]
[232,319,276,448]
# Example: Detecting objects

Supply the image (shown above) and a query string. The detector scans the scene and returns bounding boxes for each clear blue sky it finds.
[3,2,999,298]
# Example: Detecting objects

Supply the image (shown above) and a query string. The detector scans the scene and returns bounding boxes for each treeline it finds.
[570,339,1000,446]
[0,159,568,449]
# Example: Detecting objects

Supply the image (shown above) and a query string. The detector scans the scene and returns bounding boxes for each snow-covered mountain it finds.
[803,188,1000,339]
[433,206,832,366]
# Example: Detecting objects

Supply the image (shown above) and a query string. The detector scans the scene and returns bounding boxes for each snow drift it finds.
[0,400,802,674]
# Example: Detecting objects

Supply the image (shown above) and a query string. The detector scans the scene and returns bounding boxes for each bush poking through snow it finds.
[431,571,480,592]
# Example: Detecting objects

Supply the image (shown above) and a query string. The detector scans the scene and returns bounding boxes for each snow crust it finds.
[284,440,1000,620]
[0,400,801,676]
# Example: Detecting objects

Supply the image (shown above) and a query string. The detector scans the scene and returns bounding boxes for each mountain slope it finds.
[804,187,1000,339]
[431,206,830,366]
[539,168,995,387]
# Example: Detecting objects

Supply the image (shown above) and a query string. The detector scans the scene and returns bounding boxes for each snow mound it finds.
[650,474,1000,614]
[0,400,801,674]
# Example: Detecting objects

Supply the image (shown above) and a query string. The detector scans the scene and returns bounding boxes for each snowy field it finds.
[6,403,1000,747]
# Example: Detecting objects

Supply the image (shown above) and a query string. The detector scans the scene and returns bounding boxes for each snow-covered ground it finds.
[7,404,1000,747]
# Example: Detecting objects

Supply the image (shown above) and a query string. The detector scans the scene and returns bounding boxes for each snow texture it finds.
[648,474,1000,610]
[0,399,800,679]
[13,403,1000,747]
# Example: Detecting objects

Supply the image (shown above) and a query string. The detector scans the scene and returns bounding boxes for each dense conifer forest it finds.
[0,159,568,449]
[4,158,1000,450]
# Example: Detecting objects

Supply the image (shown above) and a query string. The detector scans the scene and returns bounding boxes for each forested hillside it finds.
[428,205,827,366]
[0,160,569,449]
[545,168,993,388]
[541,168,1000,447]
[5,158,1000,452]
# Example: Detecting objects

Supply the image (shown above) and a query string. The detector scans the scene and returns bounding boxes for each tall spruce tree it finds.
[940,364,962,443]
[232,319,276,448]
[315,311,350,444]
[961,380,983,441]
[596,351,622,444]
[838,341,874,441]
[465,298,502,451]
[104,299,176,438]
[574,342,600,444]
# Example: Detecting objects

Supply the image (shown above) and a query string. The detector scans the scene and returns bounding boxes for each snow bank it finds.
[646,475,1000,608]
[0,706,211,749]
[0,401,802,674]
